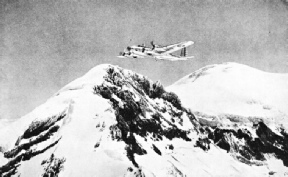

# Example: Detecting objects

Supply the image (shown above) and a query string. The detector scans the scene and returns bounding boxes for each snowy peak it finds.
[56,64,113,95]
[174,62,284,85]
[168,62,288,122]
[0,64,199,177]
[167,62,288,175]
[1,63,288,177]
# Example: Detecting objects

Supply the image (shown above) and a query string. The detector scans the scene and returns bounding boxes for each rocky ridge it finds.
[0,64,287,176]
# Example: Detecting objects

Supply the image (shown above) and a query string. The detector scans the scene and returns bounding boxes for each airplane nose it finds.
[187,41,194,45]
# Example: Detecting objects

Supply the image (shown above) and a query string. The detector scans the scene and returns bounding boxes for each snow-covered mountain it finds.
[1,63,288,177]
[168,62,288,128]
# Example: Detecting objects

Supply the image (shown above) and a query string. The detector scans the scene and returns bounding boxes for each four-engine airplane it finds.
[118,41,194,61]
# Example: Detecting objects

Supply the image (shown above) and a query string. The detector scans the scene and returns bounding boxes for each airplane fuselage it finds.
[118,41,194,61]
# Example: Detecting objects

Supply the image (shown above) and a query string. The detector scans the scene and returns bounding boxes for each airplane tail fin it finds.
[151,41,155,50]
[180,47,187,57]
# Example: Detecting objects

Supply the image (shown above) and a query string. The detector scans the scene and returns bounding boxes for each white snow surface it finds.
[0,63,288,176]
[167,62,288,129]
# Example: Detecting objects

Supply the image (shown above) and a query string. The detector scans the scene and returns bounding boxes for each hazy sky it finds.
[1,0,288,120]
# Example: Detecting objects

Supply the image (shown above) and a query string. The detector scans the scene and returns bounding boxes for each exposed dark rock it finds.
[41,153,66,177]
[93,85,114,99]
[127,167,133,172]
[150,81,165,99]
[0,138,61,176]
[5,125,60,158]
[94,142,100,148]
[206,121,288,167]
[2,64,288,176]
[0,111,65,176]
[22,112,66,139]
[1,164,19,177]
[125,135,147,168]
[110,125,122,141]
[163,127,191,141]
[161,92,182,110]
[167,144,174,150]
[195,137,210,151]
[255,122,288,166]
[93,66,193,167]
[152,144,162,155]
[151,112,161,122]
[23,138,61,161]
[131,74,151,96]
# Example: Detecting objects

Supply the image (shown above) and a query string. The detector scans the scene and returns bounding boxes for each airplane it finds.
[118,41,194,61]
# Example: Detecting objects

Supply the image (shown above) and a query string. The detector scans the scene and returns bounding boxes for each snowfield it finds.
[0,63,288,177]
[168,62,288,129]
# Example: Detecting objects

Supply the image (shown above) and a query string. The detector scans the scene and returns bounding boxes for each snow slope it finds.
[1,63,288,177]
[168,62,288,129]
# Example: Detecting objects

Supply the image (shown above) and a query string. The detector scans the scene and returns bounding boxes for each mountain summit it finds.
[1,63,288,177]
[168,62,288,128]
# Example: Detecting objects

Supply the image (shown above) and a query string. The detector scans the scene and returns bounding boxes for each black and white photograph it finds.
[1,0,288,176]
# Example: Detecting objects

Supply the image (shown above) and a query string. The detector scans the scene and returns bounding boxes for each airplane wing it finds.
[117,55,144,59]
[154,55,194,61]
[156,41,194,55]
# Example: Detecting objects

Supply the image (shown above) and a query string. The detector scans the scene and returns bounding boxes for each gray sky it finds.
[1,0,288,120]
